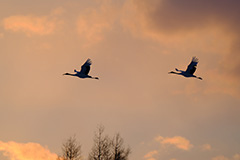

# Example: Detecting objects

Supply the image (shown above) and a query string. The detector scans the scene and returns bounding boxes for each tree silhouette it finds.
[88,125,131,160]
[88,125,112,160]
[58,136,82,160]
[58,126,131,160]
[111,133,130,160]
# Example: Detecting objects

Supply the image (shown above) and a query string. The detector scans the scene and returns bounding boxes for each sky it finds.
[0,0,240,160]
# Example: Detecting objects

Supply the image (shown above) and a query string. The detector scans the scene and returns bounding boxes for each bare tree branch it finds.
[59,135,82,160]
[88,125,112,160]
[111,133,131,160]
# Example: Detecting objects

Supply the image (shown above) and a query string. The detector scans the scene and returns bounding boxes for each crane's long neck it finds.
[63,73,76,76]
[168,71,181,75]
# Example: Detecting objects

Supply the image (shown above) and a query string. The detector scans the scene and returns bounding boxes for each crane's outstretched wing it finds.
[79,59,92,75]
[185,57,199,75]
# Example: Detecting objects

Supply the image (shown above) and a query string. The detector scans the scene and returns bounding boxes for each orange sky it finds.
[0,0,240,160]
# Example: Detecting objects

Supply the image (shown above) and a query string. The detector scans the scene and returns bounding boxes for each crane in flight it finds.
[168,57,202,80]
[63,58,99,80]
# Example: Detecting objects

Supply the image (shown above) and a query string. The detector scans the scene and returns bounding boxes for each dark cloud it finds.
[133,0,240,79]
[136,0,240,33]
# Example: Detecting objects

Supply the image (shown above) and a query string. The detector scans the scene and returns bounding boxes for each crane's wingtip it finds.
[192,56,199,62]
[86,58,92,65]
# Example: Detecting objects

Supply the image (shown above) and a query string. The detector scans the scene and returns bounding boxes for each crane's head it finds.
[168,71,175,74]
[63,73,70,75]
[74,69,77,72]
[168,71,181,75]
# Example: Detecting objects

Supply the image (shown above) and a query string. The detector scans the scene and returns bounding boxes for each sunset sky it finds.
[0,0,240,160]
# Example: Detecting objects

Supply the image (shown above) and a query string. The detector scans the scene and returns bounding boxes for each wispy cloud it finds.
[155,136,193,151]
[76,0,119,46]
[0,141,57,160]
[144,150,158,160]
[212,154,240,160]
[201,144,212,151]
[2,8,64,36]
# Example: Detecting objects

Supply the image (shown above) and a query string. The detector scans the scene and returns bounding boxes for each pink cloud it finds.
[212,154,240,160]
[201,144,212,151]
[155,136,193,151]
[0,141,57,160]
[3,8,63,36]
[76,0,119,46]
[144,150,158,160]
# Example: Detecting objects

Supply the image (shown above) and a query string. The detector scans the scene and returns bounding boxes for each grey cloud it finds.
[132,0,240,80]
[135,0,240,33]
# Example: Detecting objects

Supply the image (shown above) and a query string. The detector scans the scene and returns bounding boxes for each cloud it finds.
[144,150,158,160]
[155,136,193,151]
[212,154,240,160]
[212,156,229,160]
[234,154,240,160]
[2,8,63,36]
[0,141,57,160]
[145,158,156,160]
[123,0,240,36]
[201,144,212,151]
[76,0,119,46]
[121,0,240,97]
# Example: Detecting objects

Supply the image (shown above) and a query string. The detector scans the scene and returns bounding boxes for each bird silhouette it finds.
[168,57,202,80]
[63,58,99,80]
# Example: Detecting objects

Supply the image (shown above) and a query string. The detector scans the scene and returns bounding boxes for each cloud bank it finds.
[0,141,57,160]
[121,0,240,96]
